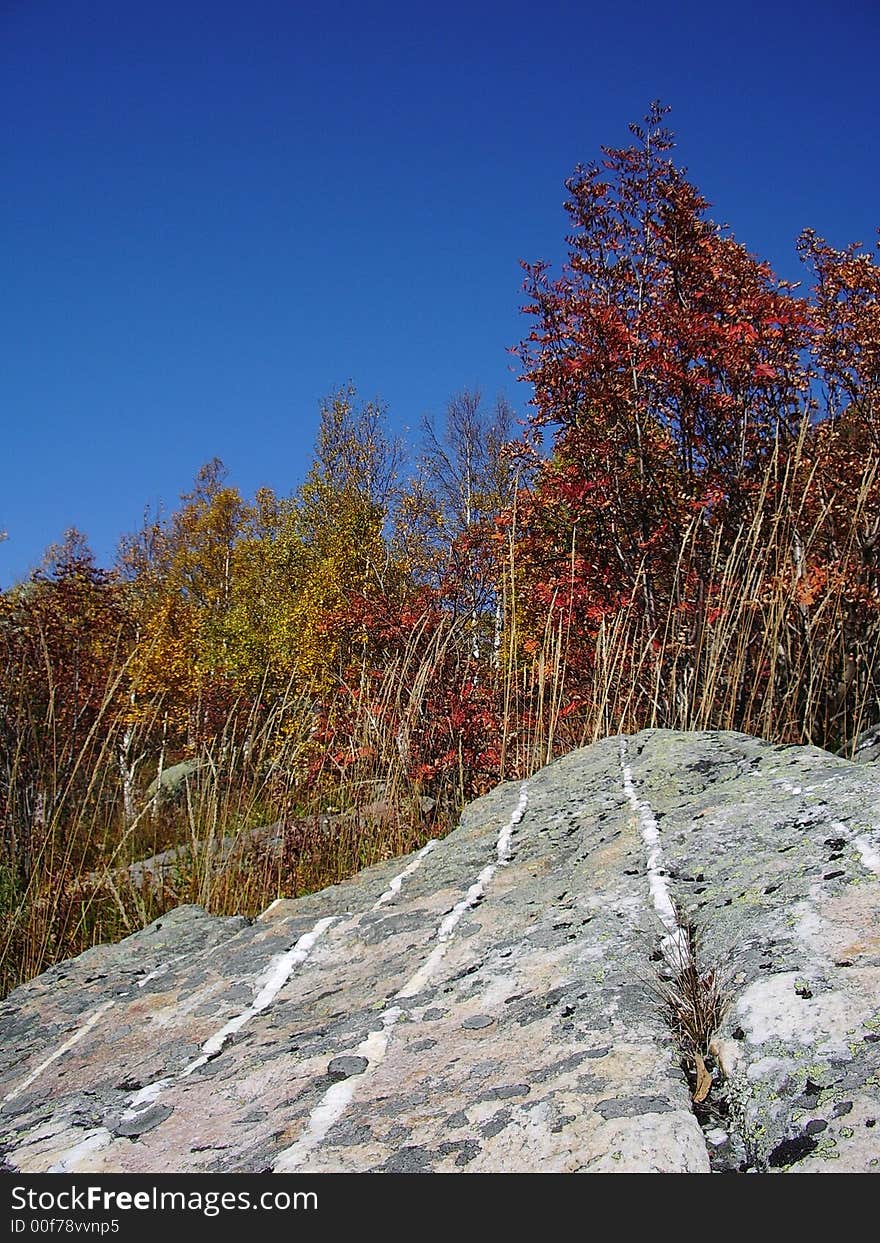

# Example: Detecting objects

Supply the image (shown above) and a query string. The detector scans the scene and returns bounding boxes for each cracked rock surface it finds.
[2,730,879,1173]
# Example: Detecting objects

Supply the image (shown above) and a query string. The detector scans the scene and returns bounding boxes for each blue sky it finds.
[2,0,878,585]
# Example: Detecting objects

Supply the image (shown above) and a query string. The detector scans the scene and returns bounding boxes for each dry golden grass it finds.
[2,436,878,997]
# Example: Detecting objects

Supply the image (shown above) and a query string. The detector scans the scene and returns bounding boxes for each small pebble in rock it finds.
[327,1056,369,1080]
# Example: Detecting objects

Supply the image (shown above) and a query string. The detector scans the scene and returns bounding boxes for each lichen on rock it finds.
[1,730,878,1173]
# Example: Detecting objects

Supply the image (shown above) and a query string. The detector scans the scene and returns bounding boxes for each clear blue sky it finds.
[2,0,878,585]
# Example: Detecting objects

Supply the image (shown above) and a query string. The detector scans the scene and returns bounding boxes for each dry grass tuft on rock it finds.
[651,907,734,1106]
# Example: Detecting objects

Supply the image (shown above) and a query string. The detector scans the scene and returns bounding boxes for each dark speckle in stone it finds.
[478,1083,531,1102]
[327,1056,369,1080]
[531,1052,589,1083]
[480,1109,511,1138]
[804,1118,827,1135]
[461,1015,494,1030]
[595,1096,672,1119]
[115,1076,144,1092]
[438,1140,480,1167]
[333,1122,372,1147]
[382,1145,433,1173]
[767,1134,818,1167]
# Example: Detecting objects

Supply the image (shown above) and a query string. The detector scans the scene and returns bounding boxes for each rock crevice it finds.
[2,730,879,1173]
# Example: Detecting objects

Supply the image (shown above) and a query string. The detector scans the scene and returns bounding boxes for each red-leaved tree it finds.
[513,102,814,704]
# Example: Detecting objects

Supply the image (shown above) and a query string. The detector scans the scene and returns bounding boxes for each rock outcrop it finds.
[143,758,205,806]
[2,730,879,1174]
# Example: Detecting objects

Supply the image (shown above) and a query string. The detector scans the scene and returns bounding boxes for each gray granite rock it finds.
[850,723,880,765]
[144,759,205,805]
[2,730,879,1174]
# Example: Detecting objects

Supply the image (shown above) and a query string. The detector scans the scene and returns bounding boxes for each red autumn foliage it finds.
[514,104,814,642]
